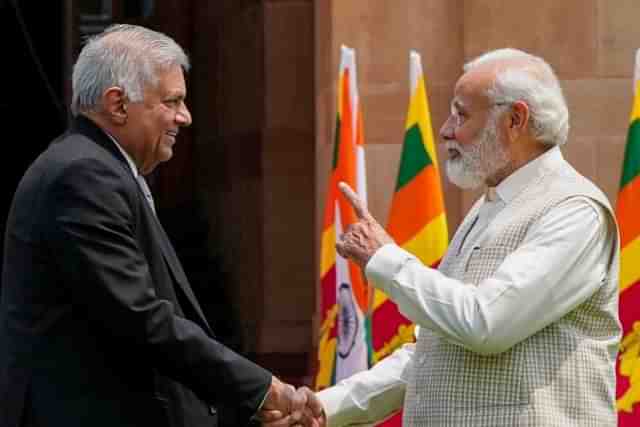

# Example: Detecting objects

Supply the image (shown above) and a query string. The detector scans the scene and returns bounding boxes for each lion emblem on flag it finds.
[618,322,640,412]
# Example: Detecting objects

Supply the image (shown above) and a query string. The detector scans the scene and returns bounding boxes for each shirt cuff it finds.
[317,385,360,427]
[365,244,416,293]
[250,379,272,422]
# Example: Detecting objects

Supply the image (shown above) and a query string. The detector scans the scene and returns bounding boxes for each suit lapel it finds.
[71,115,214,336]
[70,115,131,171]
[145,203,214,336]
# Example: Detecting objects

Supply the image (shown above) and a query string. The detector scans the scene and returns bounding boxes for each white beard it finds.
[445,113,511,190]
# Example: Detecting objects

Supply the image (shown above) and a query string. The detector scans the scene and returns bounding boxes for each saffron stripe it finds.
[402,213,448,267]
[387,165,445,244]
[617,176,640,247]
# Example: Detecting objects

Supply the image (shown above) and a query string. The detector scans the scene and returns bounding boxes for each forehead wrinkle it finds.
[455,67,496,110]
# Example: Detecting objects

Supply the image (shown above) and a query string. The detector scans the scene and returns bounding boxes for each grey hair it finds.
[71,24,190,116]
[464,48,569,147]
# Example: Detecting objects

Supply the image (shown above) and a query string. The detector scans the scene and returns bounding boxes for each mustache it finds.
[445,141,465,154]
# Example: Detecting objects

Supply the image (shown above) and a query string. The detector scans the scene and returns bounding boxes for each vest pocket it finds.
[464,244,513,285]
[418,334,529,413]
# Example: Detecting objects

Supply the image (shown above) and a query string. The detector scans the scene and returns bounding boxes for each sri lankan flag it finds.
[617,48,640,425]
[372,51,449,426]
[316,45,372,390]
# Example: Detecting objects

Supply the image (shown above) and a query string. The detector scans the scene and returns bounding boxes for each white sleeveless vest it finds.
[402,159,620,426]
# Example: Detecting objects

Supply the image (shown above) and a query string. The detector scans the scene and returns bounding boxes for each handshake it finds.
[259,376,326,427]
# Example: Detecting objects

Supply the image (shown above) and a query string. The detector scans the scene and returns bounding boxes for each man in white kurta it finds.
[317,48,620,427]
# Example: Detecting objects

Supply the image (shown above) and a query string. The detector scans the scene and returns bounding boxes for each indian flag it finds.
[372,51,449,426]
[617,48,640,426]
[316,45,372,390]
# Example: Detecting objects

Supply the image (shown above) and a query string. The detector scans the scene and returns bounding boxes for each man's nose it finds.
[439,115,455,142]
[176,104,192,127]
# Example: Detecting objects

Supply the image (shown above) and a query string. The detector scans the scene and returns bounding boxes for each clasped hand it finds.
[260,377,325,427]
[259,183,391,427]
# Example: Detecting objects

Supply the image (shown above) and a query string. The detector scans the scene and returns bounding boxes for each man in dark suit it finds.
[0,24,322,427]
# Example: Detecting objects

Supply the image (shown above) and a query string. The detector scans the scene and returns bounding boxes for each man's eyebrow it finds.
[165,92,186,100]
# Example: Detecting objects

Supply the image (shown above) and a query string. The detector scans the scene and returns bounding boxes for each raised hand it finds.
[336,182,394,269]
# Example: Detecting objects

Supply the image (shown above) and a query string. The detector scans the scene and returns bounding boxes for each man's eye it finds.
[454,111,467,127]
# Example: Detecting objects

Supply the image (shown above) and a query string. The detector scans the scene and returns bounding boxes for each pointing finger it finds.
[338,182,368,220]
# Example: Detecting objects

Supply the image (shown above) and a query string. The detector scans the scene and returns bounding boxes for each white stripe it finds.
[356,145,367,208]
[334,201,368,382]
[340,45,360,148]
[634,48,640,93]
[410,50,423,95]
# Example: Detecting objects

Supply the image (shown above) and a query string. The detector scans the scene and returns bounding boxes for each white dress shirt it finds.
[318,147,614,426]
[105,132,156,214]
[105,132,139,178]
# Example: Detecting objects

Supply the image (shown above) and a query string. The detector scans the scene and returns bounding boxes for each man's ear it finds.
[103,86,127,125]
[507,101,530,141]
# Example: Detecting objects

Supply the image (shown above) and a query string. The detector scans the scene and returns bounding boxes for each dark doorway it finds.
[1,0,67,287]
[1,0,244,352]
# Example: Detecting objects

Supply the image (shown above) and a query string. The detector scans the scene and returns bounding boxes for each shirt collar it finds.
[104,131,139,178]
[490,146,563,204]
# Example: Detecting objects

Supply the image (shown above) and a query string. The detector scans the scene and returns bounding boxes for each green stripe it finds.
[395,124,433,191]
[621,119,640,188]
[365,315,373,368]
[332,115,341,170]
[330,351,336,385]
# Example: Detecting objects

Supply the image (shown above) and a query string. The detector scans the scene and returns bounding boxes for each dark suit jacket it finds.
[0,116,271,427]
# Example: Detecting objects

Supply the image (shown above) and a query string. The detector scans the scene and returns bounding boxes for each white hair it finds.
[464,48,569,147]
[71,24,190,116]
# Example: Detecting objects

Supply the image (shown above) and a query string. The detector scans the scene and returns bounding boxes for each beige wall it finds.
[261,1,316,355]
[315,0,637,265]
[316,0,464,236]
[312,0,637,369]
[460,0,635,210]
[191,1,316,370]
[192,0,640,380]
